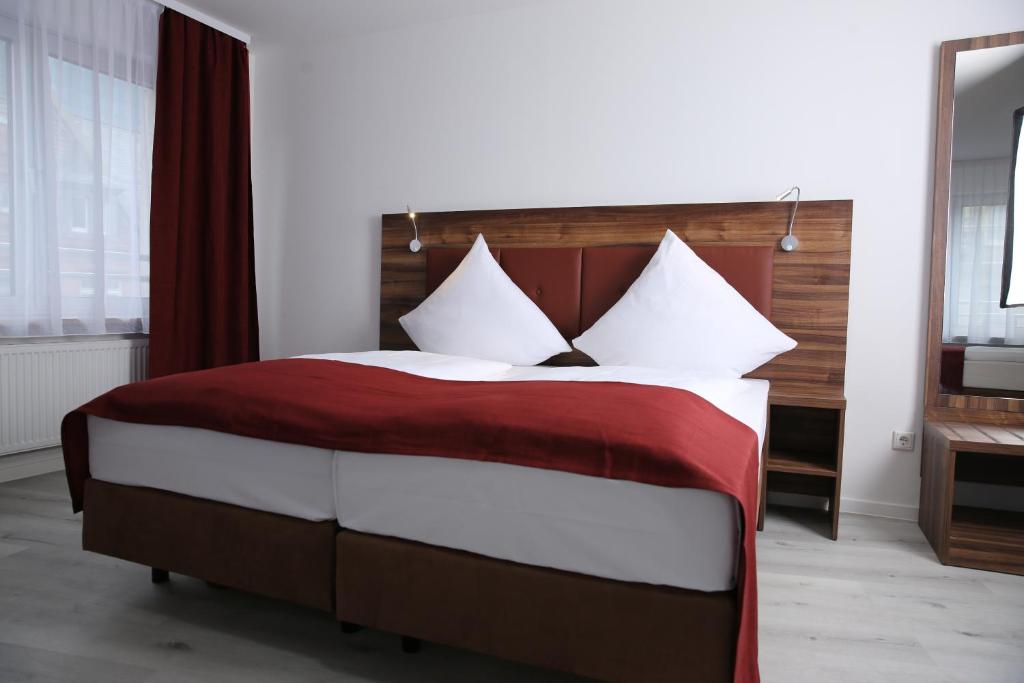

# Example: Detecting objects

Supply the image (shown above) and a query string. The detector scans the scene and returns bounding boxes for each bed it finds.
[89,359,767,594]
[66,200,853,683]
[963,344,1024,392]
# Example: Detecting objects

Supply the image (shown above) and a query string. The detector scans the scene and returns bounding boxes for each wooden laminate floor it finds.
[0,472,1022,683]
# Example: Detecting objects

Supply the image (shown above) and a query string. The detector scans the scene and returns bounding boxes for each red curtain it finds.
[149,9,259,378]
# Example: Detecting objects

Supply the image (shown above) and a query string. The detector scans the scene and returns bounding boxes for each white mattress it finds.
[88,351,768,592]
[88,417,338,521]
[334,373,767,592]
[963,346,1024,391]
[963,345,1024,362]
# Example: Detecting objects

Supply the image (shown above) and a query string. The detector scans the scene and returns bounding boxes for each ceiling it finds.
[177,0,546,43]
[954,42,1024,94]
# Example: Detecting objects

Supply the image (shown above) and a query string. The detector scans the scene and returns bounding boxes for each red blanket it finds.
[61,358,760,683]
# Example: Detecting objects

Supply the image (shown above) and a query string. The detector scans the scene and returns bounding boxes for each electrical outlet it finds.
[892,431,915,451]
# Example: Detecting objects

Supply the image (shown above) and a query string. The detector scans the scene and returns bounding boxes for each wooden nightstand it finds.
[757,385,847,540]
[919,421,1024,575]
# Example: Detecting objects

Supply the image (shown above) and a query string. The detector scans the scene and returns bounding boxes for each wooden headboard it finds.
[380,201,852,402]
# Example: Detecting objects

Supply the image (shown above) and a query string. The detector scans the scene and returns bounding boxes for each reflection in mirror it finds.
[940,43,1024,398]
[1002,107,1023,305]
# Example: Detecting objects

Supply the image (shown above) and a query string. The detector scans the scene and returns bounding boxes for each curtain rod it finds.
[159,0,251,44]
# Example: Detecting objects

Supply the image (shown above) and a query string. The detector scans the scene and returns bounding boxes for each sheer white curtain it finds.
[943,157,1024,344]
[0,0,159,336]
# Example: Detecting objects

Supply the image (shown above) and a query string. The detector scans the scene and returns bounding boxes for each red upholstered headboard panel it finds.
[425,245,774,340]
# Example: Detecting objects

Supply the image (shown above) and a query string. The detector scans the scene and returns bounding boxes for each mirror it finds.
[929,34,1024,412]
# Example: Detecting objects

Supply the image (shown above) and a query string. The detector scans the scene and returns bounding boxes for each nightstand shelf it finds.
[766,449,838,477]
[758,387,846,540]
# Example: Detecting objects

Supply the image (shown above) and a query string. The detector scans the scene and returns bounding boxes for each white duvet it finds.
[89,350,768,592]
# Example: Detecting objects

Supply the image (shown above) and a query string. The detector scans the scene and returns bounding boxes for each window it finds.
[67,194,91,234]
[948,203,1012,339]
[0,0,159,337]
[943,158,1024,345]
[51,57,154,331]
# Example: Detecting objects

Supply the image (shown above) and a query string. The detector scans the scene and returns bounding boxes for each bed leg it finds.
[339,621,361,634]
[401,636,421,653]
[151,568,170,584]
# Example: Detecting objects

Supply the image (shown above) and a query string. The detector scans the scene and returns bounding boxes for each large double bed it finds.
[63,201,853,683]
[88,358,768,594]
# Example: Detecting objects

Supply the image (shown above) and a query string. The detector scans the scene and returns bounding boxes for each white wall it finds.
[250,0,1024,520]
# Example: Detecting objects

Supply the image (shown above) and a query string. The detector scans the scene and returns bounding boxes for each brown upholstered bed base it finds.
[83,480,737,683]
[83,479,336,611]
[337,530,737,683]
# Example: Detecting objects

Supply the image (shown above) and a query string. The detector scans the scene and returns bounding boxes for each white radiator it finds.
[0,338,148,455]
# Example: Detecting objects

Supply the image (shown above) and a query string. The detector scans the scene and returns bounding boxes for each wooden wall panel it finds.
[380,200,852,400]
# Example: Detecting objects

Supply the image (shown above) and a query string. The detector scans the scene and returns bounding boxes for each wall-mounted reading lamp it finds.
[775,186,801,252]
[406,205,422,253]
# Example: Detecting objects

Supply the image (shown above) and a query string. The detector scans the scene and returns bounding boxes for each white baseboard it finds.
[840,496,918,522]
[0,448,65,484]
[769,491,919,522]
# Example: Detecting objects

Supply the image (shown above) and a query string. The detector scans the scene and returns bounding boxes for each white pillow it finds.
[399,234,571,365]
[572,230,796,376]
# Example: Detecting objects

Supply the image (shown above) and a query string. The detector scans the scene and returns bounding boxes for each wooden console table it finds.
[919,421,1024,575]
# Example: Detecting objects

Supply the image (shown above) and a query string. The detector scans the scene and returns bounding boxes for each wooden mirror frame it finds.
[924,31,1024,425]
